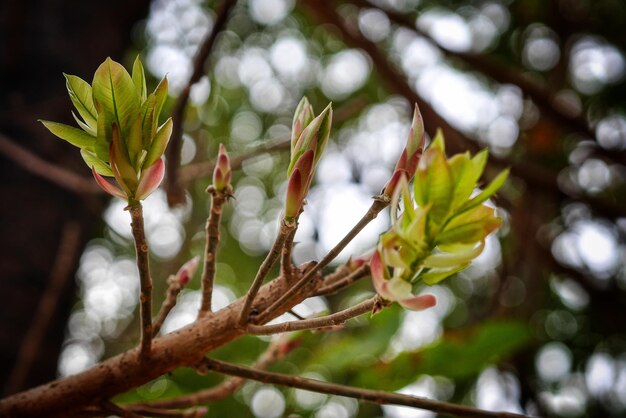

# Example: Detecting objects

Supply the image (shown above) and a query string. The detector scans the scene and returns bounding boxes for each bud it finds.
[41,56,171,203]
[175,255,200,286]
[291,97,315,153]
[135,158,165,201]
[288,103,333,174]
[212,143,232,192]
[285,149,314,220]
[383,104,425,197]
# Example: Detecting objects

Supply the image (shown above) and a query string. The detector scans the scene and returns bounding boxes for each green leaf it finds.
[94,101,112,162]
[153,77,169,125]
[92,57,141,135]
[418,148,454,229]
[81,148,113,176]
[458,168,509,214]
[127,113,143,164]
[437,205,502,245]
[429,128,445,153]
[141,94,156,148]
[110,124,138,190]
[71,111,96,136]
[40,120,95,149]
[64,74,97,130]
[448,150,488,212]
[421,264,468,285]
[131,56,147,102]
[422,240,485,268]
[144,118,172,168]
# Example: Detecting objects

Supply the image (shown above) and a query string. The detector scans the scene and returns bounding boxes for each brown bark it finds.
[0,271,313,417]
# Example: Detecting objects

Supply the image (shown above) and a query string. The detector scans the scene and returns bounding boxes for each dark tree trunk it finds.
[0,0,150,394]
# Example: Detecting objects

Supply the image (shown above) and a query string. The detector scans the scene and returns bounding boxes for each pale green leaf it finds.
[438,205,501,245]
[448,150,489,212]
[141,94,156,148]
[131,56,147,101]
[92,57,141,135]
[429,128,445,153]
[94,101,112,162]
[423,148,454,228]
[40,120,95,149]
[153,77,169,124]
[127,113,143,164]
[145,118,173,168]
[422,240,485,268]
[81,148,113,176]
[71,111,96,136]
[64,74,97,129]
[421,264,468,285]
[459,168,509,214]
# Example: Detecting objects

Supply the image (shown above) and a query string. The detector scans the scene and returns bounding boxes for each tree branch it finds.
[239,220,296,326]
[315,264,370,296]
[129,203,153,358]
[165,0,238,206]
[136,335,296,409]
[0,271,311,416]
[0,133,101,195]
[248,295,380,335]
[200,358,529,418]
[153,274,190,337]
[256,196,389,324]
[199,187,229,315]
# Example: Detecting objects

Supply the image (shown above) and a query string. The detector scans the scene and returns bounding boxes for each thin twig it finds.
[238,220,296,326]
[280,216,299,279]
[256,197,389,324]
[201,358,529,418]
[129,203,153,358]
[248,295,380,335]
[315,264,371,296]
[199,187,229,315]
[136,335,296,409]
[0,133,101,195]
[165,0,238,206]
[153,276,189,336]
[4,222,82,395]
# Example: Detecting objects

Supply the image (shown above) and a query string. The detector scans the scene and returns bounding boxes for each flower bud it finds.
[383,105,425,197]
[285,149,314,220]
[291,97,315,153]
[175,255,200,286]
[212,143,232,192]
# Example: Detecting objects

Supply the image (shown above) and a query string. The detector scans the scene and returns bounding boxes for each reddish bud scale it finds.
[135,158,165,201]
[285,149,315,219]
[212,144,232,192]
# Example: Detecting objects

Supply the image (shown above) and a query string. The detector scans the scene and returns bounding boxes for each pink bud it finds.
[213,144,232,192]
[284,150,315,219]
[92,166,127,199]
[135,158,165,200]
[285,168,304,219]
[175,255,200,285]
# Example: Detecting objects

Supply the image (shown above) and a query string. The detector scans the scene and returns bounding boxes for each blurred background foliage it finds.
[2,0,626,417]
